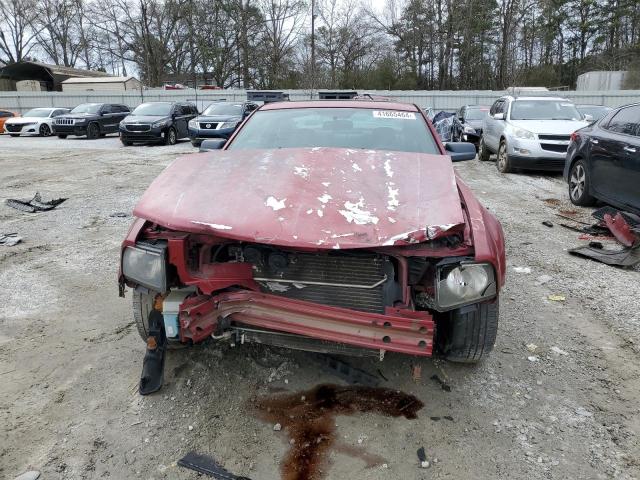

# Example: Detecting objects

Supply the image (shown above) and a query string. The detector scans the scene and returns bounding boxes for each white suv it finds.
[479,96,589,173]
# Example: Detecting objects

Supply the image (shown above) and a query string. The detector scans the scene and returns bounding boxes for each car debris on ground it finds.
[0,233,22,246]
[5,192,67,213]
[178,451,252,479]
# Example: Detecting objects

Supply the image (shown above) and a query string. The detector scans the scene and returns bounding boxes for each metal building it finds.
[0,61,111,92]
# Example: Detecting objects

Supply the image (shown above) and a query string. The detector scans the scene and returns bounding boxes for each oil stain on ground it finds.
[254,384,424,480]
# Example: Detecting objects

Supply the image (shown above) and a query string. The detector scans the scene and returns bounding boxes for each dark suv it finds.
[188,101,258,146]
[120,102,198,146]
[54,103,130,139]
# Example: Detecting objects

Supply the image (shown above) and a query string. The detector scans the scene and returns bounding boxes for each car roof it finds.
[509,96,571,102]
[260,100,420,112]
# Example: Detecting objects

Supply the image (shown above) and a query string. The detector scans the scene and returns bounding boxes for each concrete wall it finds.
[0,89,639,114]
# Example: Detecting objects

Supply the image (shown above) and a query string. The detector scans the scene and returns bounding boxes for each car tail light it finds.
[570,132,579,142]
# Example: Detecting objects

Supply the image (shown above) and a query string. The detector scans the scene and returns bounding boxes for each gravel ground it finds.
[1,134,639,480]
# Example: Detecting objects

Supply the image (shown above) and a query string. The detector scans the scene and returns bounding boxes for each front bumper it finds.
[4,123,39,135]
[188,126,235,141]
[53,124,87,136]
[178,290,435,356]
[120,127,165,143]
[507,137,568,171]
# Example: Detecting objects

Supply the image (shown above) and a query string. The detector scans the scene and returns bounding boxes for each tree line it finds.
[1,0,639,89]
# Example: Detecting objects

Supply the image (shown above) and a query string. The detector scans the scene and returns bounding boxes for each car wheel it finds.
[39,124,51,136]
[568,159,596,206]
[164,127,177,146]
[87,122,100,139]
[133,290,183,349]
[121,139,132,146]
[496,140,512,173]
[57,134,67,139]
[438,300,499,363]
[478,137,491,161]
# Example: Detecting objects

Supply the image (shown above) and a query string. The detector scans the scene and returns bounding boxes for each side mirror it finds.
[445,142,476,162]
[199,139,226,152]
[493,113,505,120]
[583,114,593,122]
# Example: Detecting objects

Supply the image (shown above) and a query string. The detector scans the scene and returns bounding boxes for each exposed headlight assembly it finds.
[436,262,496,310]
[512,127,536,140]
[122,242,168,292]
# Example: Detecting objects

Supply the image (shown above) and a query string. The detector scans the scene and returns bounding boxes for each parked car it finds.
[0,109,19,133]
[188,101,258,146]
[119,102,198,146]
[564,103,640,213]
[3,108,70,137]
[576,104,612,122]
[454,105,490,149]
[119,100,506,393]
[53,103,130,139]
[479,96,589,173]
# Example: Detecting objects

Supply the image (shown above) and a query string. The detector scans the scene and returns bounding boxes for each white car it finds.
[479,96,589,173]
[4,108,71,137]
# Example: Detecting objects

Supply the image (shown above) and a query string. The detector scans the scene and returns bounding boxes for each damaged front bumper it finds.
[177,290,435,356]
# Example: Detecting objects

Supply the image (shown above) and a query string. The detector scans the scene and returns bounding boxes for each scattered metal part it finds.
[604,213,639,247]
[592,207,640,231]
[555,213,591,225]
[377,368,389,382]
[6,192,67,213]
[139,311,167,395]
[411,364,422,382]
[311,353,380,387]
[109,212,129,218]
[178,451,252,479]
[569,244,640,268]
[0,233,22,246]
[430,374,451,392]
[542,221,554,228]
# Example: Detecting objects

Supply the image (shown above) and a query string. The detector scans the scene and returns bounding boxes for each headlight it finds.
[436,263,496,310]
[512,127,536,140]
[188,119,198,128]
[152,120,168,128]
[121,242,168,292]
[463,125,476,134]
[221,121,239,129]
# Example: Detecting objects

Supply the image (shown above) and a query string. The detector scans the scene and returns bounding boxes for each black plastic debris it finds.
[178,451,252,479]
[542,221,554,228]
[569,244,640,268]
[0,233,22,246]
[139,311,167,395]
[430,374,451,392]
[311,353,380,387]
[109,212,129,218]
[6,192,67,213]
[417,446,427,462]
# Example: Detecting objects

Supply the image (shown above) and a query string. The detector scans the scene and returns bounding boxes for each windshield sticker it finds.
[373,111,416,120]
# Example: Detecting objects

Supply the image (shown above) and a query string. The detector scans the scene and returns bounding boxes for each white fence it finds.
[1,89,639,113]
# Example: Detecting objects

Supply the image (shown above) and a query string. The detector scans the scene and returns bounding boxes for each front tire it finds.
[478,137,491,161]
[438,300,499,363]
[568,159,596,206]
[39,124,51,136]
[86,122,100,140]
[9,134,19,137]
[164,127,177,145]
[496,140,512,173]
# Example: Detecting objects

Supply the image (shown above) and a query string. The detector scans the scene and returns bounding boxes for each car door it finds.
[173,105,189,138]
[114,105,130,125]
[590,105,640,204]
[485,100,504,151]
[99,104,116,132]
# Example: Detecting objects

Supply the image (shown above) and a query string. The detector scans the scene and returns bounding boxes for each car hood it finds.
[122,115,168,123]
[5,118,40,124]
[134,148,466,249]
[196,115,242,122]
[57,112,96,119]
[509,119,588,134]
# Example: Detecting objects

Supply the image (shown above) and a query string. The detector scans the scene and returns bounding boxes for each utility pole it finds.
[311,0,315,93]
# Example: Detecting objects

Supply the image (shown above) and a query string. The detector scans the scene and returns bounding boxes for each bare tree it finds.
[0,0,40,63]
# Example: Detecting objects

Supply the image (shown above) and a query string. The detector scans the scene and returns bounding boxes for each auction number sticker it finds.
[373,110,416,120]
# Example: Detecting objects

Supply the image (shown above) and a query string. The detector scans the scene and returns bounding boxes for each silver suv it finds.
[479,96,589,173]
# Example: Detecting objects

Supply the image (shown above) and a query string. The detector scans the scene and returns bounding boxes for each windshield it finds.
[203,103,243,116]
[23,108,53,118]
[577,106,612,121]
[132,103,172,116]
[228,108,439,154]
[71,104,101,114]
[466,108,489,120]
[510,100,582,120]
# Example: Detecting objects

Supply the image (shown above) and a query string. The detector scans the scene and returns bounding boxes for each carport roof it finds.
[0,61,111,90]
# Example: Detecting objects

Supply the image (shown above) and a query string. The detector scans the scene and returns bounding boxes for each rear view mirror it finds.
[445,142,476,162]
[493,113,505,120]
[199,139,226,152]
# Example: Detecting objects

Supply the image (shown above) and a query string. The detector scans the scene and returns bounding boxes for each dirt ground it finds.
[1,134,639,480]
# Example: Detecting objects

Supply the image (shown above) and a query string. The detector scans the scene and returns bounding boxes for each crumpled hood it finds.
[509,119,588,134]
[133,147,466,249]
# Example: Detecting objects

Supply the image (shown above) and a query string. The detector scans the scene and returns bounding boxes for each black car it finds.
[53,103,130,139]
[454,105,490,148]
[188,101,258,147]
[564,103,640,213]
[119,102,198,146]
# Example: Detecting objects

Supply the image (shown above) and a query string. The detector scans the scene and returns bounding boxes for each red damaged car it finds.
[119,100,506,394]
